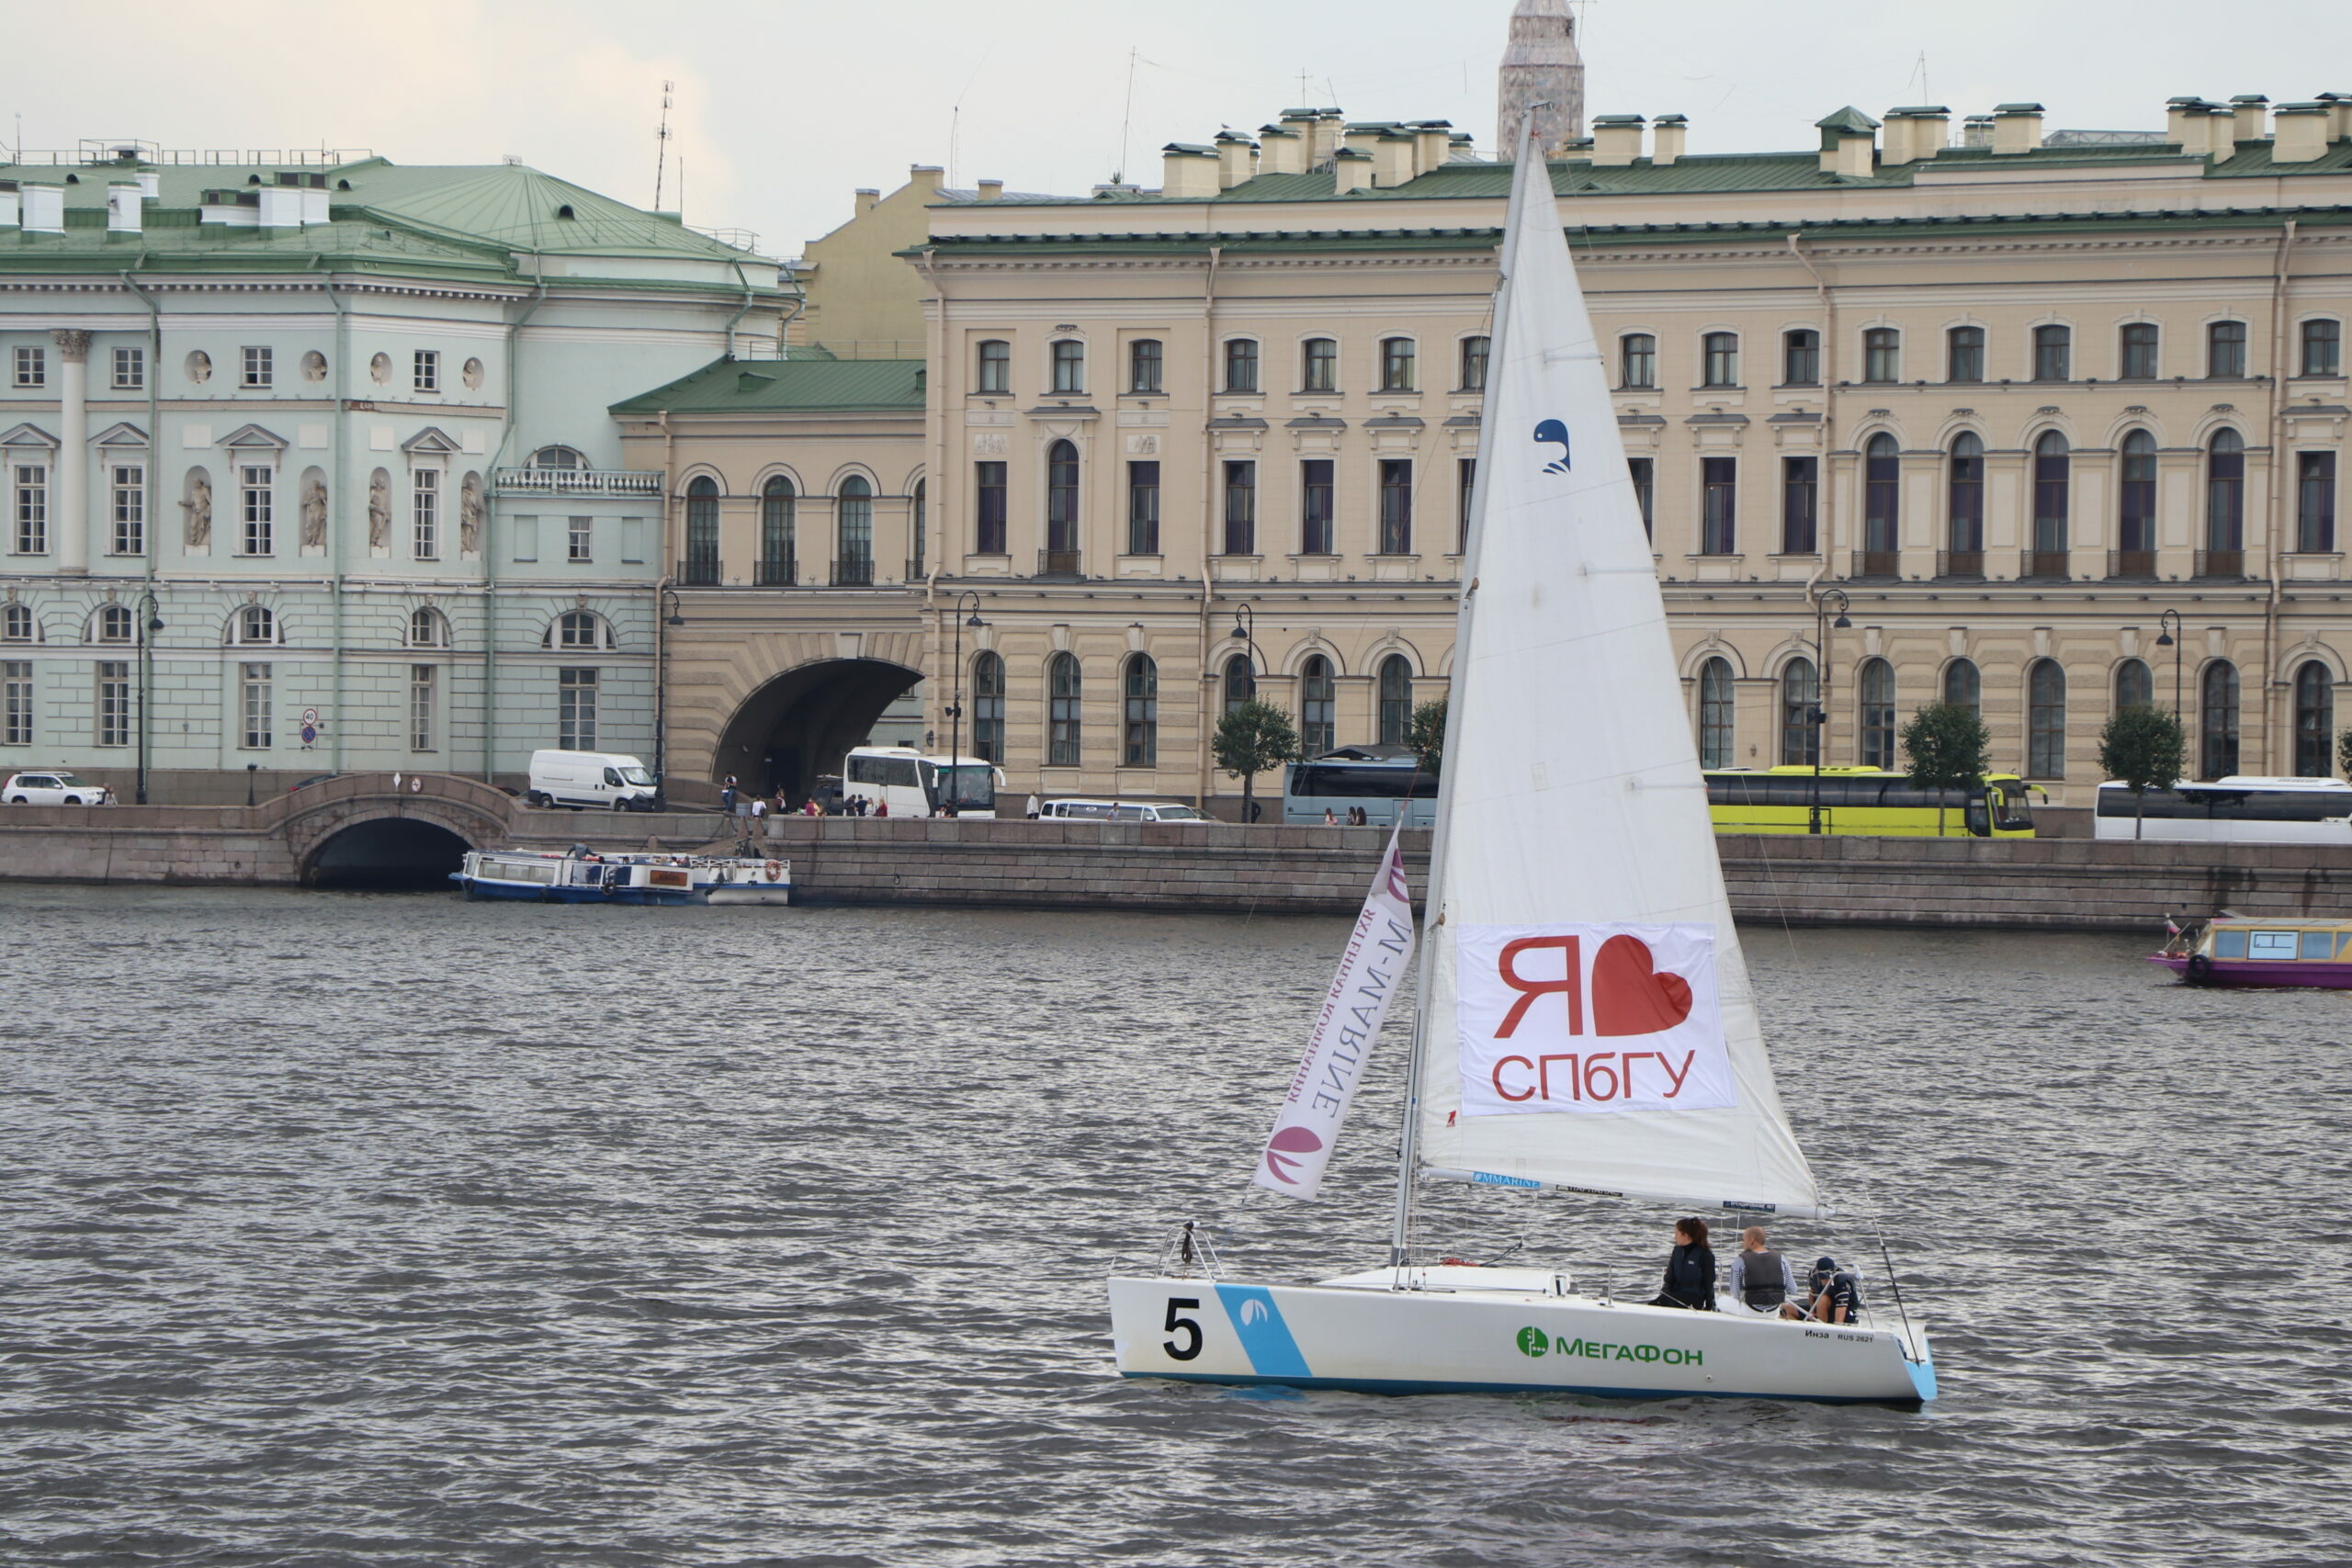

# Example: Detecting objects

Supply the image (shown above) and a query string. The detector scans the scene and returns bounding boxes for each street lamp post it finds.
[135,589,164,806]
[1806,585,1851,835]
[652,584,684,805]
[1227,604,1268,822]
[2155,608,2184,716]
[946,591,985,814]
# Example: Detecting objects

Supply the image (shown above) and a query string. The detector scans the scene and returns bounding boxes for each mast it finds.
[1389,109,1543,1269]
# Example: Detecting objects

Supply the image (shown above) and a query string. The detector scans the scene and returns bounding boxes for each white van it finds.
[1040,797,1210,822]
[526,750,660,811]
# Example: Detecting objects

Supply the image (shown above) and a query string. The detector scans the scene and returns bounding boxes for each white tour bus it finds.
[1039,798,1211,822]
[2093,774,2352,843]
[841,746,1006,818]
[526,750,661,811]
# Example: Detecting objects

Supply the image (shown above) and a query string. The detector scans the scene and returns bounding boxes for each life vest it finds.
[1740,1247,1789,1308]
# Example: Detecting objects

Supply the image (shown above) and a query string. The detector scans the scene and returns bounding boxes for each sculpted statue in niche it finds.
[185,350,211,386]
[458,471,484,555]
[300,475,329,548]
[181,469,212,547]
[301,350,328,383]
[369,353,391,385]
[368,469,392,548]
[461,357,484,390]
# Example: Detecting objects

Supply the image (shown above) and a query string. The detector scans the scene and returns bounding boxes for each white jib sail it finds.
[1408,133,1822,1218]
[1254,824,1418,1201]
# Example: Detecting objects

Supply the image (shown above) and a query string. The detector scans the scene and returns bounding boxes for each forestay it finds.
[1407,133,1821,1217]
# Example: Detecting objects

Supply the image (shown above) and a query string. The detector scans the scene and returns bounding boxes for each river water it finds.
[2,886,2345,1566]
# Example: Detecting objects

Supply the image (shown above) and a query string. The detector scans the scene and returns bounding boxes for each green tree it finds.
[1900,702,1992,836]
[1408,697,1448,776]
[2337,725,2352,783]
[2097,705,2186,840]
[1213,699,1301,824]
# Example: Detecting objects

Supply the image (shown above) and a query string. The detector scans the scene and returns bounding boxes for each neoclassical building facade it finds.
[632,92,2352,810]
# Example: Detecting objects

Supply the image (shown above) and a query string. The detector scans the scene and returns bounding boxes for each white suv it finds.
[4,772,116,806]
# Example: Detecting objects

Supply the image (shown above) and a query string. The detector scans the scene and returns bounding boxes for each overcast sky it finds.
[4,0,2347,259]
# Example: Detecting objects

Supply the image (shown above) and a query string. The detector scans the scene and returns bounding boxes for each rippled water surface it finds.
[3,886,2346,1567]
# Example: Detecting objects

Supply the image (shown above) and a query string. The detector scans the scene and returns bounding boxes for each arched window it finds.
[93,604,133,644]
[1123,654,1159,766]
[1045,440,1079,569]
[233,604,275,645]
[1947,432,1984,568]
[2208,320,2247,378]
[2027,659,2067,779]
[971,651,1005,763]
[2201,661,2241,779]
[1702,331,1739,388]
[2206,429,2245,573]
[2115,658,2153,712]
[760,476,795,585]
[1782,329,1820,386]
[408,606,447,648]
[1780,658,1818,766]
[2118,429,2157,572]
[1128,338,1163,395]
[1301,337,1338,393]
[1458,335,1489,392]
[2,604,32,642]
[1223,338,1259,394]
[2295,661,2335,778]
[1047,651,1081,765]
[1223,653,1255,716]
[1862,327,1901,384]
[1862,433,1900,562]
[1619,333,1656,389]
[1379,337,1416,392]
[1299,655,1336,755]
[2031,432,2070,571]
[1050,339,1085,394]
[684,475,719,585]
[1943,658,1981,714]
[1698,656,1735,769]
[976,339,1011,395]
[835,475,872,584]
[1858,657,1895,769]
[2033,323,2072,382]
[2120,321,2160,379]
[1378,654,1414,746]
[527,445,585,470]
[549,610,604,649]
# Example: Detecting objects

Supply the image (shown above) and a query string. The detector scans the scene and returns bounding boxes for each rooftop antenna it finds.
[653,78,674,209]
[1907,51,1931,107]
[1112,46,1138,184]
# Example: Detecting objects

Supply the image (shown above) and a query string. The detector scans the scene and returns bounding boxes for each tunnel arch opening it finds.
[712,656,922,804]
[304,818,472,890]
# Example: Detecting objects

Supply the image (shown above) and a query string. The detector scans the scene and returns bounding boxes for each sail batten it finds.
[1409,129,1821,1219]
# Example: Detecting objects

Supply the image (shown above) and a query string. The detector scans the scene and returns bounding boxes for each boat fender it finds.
[2185,953,2213,986]
[764,860,783,882]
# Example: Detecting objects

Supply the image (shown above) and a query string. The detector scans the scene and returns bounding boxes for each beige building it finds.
[623,89,2352,812]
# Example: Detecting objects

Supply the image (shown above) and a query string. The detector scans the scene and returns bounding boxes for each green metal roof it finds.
[610,356,926,416]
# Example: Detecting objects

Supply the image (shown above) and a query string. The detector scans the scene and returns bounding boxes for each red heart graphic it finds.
[1590,935,1693,1037]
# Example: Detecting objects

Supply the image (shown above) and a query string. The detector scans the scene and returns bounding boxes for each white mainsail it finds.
[1405,130,1821,1218]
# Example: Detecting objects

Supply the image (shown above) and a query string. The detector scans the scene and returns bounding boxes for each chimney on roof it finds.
[2274,102,2332,163]
[1650,114,1686,166]
[20,181,64,233]
[1312,110,1345,168]
[2207,106,2238,162]
[0,182,19,231]
[1216,131,1259,189]
[1332,146,1373,194]
[257,181,302,228]
[1448,131,1476,161]
[977,178,1003,201]
[1991,103,2044,155]
[2321,93,2352,142]
[1960,115,1995,148]
[136,170,160,201]
[1161,143,1220,199]
[106,182,141,235]
[1259,125,1306,175]
[1882,107,1950,165]
[2166,97,2213,155]
[910,165,944,196]
[1589,114,1644,167]
[1815,107,1880,176]
[1372,130,1417,186]
[1409,121,1452,175]
[2228,95,2269,141]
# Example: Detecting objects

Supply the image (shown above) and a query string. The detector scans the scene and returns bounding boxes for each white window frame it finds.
[412,467,441,560]
[110,463,146,556]
[238,463,275,556]
[13,345,44,388]
[2,660,30,746]
[410,663,435,751]
[112,345,144,390]
[568,515,593,562]
[96,660,130,747]
[235,605,277,646]
[558,666,597,750]
[12,463,49,555]
[413,349,441,393]
[242,345,273,389]
[241,661,273,750]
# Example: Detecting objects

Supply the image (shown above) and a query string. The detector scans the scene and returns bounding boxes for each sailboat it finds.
[1107,119,1937,1405]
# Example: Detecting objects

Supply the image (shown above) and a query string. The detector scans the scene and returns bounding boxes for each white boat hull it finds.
[1108,1268,1934,1404]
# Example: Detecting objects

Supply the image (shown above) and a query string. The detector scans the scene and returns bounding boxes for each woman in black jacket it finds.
[1653,1217,1717,1310]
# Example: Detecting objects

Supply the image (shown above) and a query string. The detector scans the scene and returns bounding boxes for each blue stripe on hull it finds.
[1125,1370,1927,1407]
[458,880,552,901]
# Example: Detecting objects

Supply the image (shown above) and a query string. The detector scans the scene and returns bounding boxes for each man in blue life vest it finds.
[1792,1255,1864,1325]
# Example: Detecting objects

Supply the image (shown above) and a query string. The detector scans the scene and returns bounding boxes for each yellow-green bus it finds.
[1704,766,2040,838]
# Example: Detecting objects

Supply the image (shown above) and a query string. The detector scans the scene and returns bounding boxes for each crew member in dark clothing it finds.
[1652,1217,1716,1310]
[1795,1255,1863,1324]
[1728,1225,1799,1313]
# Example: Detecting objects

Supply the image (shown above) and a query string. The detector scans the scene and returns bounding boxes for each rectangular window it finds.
[3,661,29,746]
[1302,338,1337,393]
[241,661,272,750]
[411,664,435,751]
[239,464,273,556]
[1050,340,1084,394]
[2305,319,2343,378]
[1947,326,1985,383]
[1459,335,1489,391]
[2033,326,2072,382]
[412,468,439,559]
[1128,339,1162,394]
[110,464,145,556]
[2209,321,2247,378]
[1301,459,1334,554]
[1222,460,1257,555]
[113,345,144,390]
[975,461,1007,553]
[1702,333,1739,388]
[976,339,1010,394]
[413,349,441,393]
[1861,329,1900,384]
[242,345,273,389]
[559,667,597,750]
[96,660,130,747]
[1378,458,1413,554]
[2298,451,2337,554]
[13,464,49,555]
[1700,457,1736,554]
[1457,457,1476,551]
[1224,338,1259,394]
[1781,457,1818,553]
[1125,461,1159,555]
[2120,323,2160,379]
[567,515,592,562]
[1620,334,1656,390]
[1628,457,1654,540]
[1380,338,1416,392]
[14,346,45,388]
[1782,330,1820,386]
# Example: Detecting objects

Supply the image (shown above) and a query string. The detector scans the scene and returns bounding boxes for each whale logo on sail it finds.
[1533,418,1572,474]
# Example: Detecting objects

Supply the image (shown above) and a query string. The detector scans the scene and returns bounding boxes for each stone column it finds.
[51,330,91,574]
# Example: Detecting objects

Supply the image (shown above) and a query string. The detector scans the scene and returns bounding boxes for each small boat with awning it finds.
[2151,915,2352,987]
[453,848,792,906]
